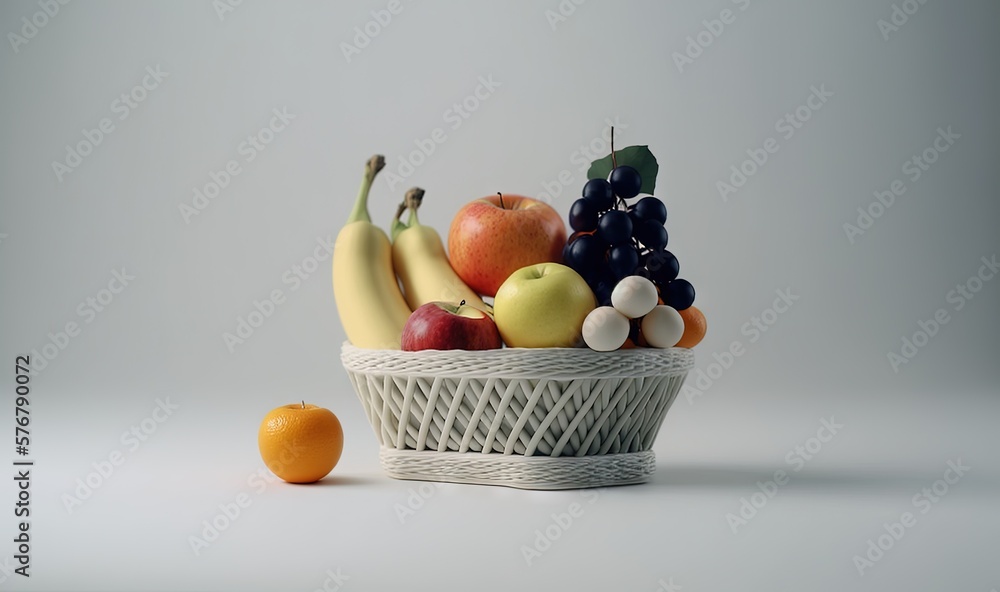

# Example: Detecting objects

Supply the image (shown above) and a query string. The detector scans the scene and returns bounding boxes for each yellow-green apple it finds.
[492,263,596,348]
[401,301,502,351]
[448,194,566,297]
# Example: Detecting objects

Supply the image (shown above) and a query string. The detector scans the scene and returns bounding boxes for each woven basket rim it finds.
[340,341,694,379]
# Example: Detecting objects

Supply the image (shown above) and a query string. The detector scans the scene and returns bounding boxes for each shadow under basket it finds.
[340,342,694,490]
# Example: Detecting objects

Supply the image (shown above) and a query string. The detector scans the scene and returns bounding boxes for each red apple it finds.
[448,194,566,297]
[401,301,503,351]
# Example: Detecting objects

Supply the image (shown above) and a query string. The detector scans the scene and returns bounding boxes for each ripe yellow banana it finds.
[391,188,489,312]
[332,155,411,349]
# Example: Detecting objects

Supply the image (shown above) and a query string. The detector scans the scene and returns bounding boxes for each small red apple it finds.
[401,301,503,351]
[448,194,566,297]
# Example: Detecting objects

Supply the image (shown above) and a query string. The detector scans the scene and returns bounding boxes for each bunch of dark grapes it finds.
[562,165,695,311]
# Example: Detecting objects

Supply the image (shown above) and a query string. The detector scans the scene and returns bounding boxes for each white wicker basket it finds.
[340,343,694,490]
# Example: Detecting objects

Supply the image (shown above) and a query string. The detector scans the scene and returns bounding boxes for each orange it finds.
[675,306,707,348]
[258,402,343,483]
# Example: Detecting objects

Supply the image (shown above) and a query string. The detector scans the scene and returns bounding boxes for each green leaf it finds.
[587,145,659,194]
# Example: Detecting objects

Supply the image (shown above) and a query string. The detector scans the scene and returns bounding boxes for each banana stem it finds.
[390,201,408,241]
[346,155,386,225]
[405,187,425,226]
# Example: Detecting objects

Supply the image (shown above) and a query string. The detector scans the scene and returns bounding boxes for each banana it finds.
[391,187,489,312]
[332,155,411,349]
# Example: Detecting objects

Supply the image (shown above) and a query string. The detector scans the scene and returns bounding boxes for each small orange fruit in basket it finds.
[675,306,707,348]
[258,403,343,483]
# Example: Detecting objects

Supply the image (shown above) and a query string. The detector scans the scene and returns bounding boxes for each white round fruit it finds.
[641,305,685,348]
[582,306,630,352]
[611,275,658,319]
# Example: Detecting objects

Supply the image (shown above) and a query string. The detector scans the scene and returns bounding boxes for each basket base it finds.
[379,448,656,490]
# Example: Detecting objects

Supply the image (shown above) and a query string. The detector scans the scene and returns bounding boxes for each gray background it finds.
[1,1,998,590]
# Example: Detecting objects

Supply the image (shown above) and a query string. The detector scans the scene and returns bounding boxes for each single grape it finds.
[645,250,679,283]
[627,209,642,233]
[662,278,695,310]
[564,232,590,268]
[569,198,598,232]
[593,285,613,307]
[592,273,617,307]
[597,210,633,246]
[609,165,642,199]
[632,196,667,224]
[635,219,667,251]
[567,234,605,270]
[582,178,615,211]
[608,245,640,280]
